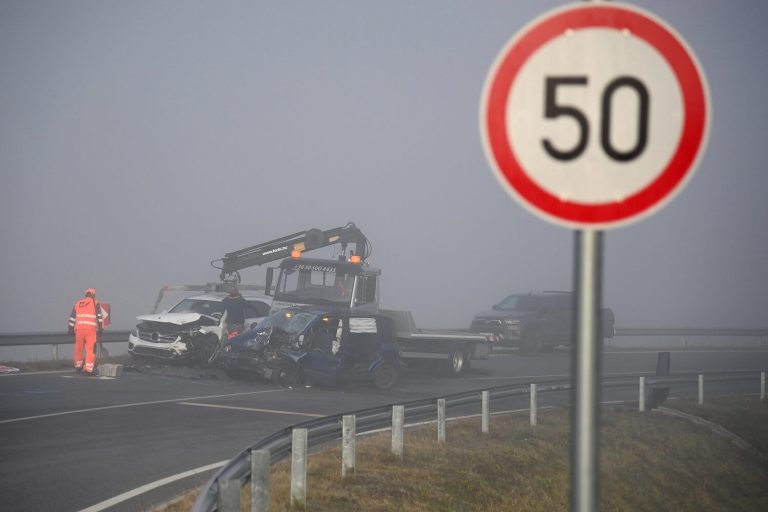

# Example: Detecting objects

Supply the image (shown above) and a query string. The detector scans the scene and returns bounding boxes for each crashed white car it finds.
[128,293,271,363]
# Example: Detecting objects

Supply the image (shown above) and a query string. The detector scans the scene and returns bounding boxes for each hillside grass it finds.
[161,398,768,511]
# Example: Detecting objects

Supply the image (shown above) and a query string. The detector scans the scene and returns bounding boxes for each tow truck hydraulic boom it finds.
[212,222,370,282]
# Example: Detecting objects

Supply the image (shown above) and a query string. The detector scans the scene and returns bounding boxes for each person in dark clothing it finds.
[222,286,247,335]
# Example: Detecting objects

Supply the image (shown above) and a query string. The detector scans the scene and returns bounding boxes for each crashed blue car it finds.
[221,307,402,389]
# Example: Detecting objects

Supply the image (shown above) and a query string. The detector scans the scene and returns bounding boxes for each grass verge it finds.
[160,399,768,511]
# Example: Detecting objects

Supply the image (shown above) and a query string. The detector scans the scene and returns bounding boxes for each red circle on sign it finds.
[482,4,709,227]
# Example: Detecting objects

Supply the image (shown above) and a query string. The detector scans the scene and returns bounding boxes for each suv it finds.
[469,291,615,355]
[128,293,272,363]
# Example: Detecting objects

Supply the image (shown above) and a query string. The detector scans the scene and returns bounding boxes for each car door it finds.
[538,295,569,344]
[338,316,382,381]
[299,317,345,386]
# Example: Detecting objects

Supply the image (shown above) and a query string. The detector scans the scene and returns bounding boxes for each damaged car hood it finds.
[136,312,210,325]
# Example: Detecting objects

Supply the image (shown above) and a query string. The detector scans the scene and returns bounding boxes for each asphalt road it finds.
[1,348,766,512]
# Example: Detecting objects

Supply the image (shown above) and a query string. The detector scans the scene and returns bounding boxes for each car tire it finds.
[372,363,399,390]
[445,346,468,377]
[520,331,543,356]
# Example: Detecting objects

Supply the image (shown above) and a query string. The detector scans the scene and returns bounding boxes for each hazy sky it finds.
[1,0,766,332]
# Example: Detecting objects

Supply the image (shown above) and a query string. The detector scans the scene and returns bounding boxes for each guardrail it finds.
[0,331,131,347]
[191,370,766,511]
[614,328,768,336]
[0,331,131,362]
[2,328,766,363]
[2,327,767,348]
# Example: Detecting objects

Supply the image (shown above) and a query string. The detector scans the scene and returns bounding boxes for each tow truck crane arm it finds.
[212,222,370,282]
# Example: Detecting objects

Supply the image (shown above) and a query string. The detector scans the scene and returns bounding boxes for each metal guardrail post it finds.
[437,399,446,443]
[218,479,240,512]
[761,372,765,401]
[481,391,490,433]
[189,370,763,512]
[392,406,404,460]
[251,449,270,512]
[530,383,537,426]
[52,344,58,361]
[698,374,704,406]
[639,376,646,412]
[290,428,308,507]
[342,415,356,478]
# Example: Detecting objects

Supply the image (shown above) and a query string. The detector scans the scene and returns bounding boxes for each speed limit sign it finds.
[481,3,710,229]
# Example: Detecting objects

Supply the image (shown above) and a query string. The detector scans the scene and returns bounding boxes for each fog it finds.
[1,0,766,333]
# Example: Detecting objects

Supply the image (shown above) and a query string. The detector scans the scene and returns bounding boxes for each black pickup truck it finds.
[469,291,615,355]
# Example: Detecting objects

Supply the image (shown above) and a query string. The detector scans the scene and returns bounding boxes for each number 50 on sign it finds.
[480,3,710,229]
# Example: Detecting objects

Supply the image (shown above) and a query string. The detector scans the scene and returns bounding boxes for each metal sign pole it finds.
[480,1,707,506]
[571,229,603,512]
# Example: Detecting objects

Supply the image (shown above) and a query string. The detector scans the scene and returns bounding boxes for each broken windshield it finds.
[257,310,318,335]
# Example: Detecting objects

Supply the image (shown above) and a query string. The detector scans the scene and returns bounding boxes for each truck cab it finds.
[266,256,380,313]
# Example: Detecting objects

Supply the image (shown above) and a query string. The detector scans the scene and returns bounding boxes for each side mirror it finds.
[265,268,274,296]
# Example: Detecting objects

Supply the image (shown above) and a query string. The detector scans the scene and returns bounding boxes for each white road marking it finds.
[0,389,283,425]
[61,375,115,380]
[78,390,726,510]
[78,460,228,512]
[0,370,72,377]
[178,401,324,418]
[82,406,554,511]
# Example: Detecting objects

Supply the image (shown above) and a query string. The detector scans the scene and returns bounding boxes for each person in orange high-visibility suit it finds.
[68,288,103,376]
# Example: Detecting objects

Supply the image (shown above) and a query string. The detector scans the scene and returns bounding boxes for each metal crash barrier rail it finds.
[3,328,767,348]
[192,370,766,512]
[0,331,131,347]
[0,331,132,361]
[1,327,766,352]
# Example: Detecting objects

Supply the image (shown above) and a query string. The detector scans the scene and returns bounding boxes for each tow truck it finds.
[212,223,494,375]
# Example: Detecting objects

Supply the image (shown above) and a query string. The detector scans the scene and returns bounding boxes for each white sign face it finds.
[481,3,710,229]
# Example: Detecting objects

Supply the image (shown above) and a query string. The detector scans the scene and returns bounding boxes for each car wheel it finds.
[445,347,467,377]
[520,331,543,356]
[372,363,399,390]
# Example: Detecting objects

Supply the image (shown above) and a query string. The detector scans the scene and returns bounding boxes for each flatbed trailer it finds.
[380,309,494,376]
